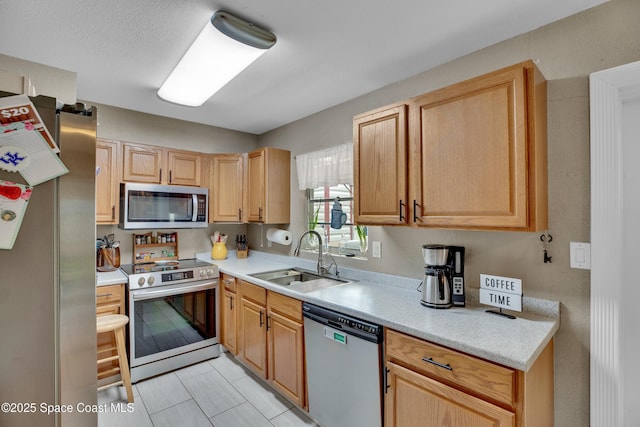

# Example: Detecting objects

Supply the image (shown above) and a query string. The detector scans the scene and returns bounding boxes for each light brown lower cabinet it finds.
[220,273,238,355]
[267,291,305,408]
[384,329,554,427]
[235,280,306,408]
[96,283,125,380]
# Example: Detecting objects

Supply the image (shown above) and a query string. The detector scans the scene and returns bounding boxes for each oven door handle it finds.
[132,282,217,301]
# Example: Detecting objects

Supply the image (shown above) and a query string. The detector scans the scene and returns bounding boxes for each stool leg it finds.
[114,326,134,403]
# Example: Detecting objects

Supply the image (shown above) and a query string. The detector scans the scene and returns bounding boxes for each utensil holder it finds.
[211,242,228,260]
[237,247,249,259]
[97,247,120,271]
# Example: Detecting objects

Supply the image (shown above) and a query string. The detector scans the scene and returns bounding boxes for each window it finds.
[296,142,366,256]
[305,184,366,256]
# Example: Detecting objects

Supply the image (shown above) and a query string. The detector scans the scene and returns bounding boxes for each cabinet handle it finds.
[238,209,242,222]
[97,293,113,298]
[399,200,405,222]
[266,315,271,331]
[422,357,453,371]
[229,295,234,310]
[259,310,264,327]
[259,207,263,221]
[159,168,162,183]
[223,279,234,285]
[384,367,390,393]
[111,205,115,221]
[413,200,421,223]
[169,170,172,184]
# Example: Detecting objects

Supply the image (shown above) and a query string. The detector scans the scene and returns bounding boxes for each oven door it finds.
[128,279,218,368]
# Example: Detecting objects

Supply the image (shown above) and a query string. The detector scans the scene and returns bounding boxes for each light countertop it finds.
[96,269,127,287]
[199,250,560,372]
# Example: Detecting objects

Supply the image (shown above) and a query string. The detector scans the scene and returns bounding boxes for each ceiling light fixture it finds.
[157,10,277,107]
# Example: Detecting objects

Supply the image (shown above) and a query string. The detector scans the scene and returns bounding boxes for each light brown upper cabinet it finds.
[211,153,246,222]
[96,138,120,224]
[410,61,547,230]
[247,147,291,224]
[122,141,202,187]
[353,103,408,225]
[354,60,547,231]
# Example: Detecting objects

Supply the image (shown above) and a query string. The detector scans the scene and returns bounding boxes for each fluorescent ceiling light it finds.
[158,11,276,107]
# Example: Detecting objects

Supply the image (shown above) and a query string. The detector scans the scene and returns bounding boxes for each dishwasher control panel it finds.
[303,302,382,343]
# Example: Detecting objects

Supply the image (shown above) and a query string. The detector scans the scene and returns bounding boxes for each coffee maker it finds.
[420,244,466,309]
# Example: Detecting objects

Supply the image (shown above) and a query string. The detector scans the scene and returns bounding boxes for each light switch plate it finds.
[570,241,591,269]
[372,241,381,258]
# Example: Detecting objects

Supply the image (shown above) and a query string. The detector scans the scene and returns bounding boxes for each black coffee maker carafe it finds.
[419,244,465,309]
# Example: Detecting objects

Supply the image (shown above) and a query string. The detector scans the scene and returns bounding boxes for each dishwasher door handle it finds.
[323,326,347,345]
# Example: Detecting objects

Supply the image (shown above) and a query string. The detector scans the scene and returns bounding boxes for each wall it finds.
[256,1,640,425]
[0,53,76,102]
[93,103,259,261]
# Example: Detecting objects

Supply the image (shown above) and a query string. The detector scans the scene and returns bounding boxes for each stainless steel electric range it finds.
[120,259,220,382]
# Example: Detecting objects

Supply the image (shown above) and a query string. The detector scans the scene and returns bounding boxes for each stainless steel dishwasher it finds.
[303,302,383,427]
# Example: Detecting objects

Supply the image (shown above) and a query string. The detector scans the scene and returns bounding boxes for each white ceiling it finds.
[0,0,607,135]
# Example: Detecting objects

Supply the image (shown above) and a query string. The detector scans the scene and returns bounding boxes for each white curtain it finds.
[295,142,353,190]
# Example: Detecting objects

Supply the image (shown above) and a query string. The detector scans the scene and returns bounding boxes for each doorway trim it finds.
[590,60,640,427]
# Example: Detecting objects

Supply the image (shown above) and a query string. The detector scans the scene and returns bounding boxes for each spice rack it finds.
[133,231,178,264]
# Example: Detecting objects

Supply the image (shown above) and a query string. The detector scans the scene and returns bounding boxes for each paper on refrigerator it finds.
[0,95,68,185]
[0,94,58,152]
[0,180,31,250]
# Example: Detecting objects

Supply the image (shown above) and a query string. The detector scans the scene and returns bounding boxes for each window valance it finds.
[295,142,353,190]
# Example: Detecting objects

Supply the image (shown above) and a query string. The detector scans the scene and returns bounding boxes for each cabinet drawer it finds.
[267,291,302,322]
[385,329,516,406]
[96,284,123,307]
[240,280,266,305]
[221,273,237,292]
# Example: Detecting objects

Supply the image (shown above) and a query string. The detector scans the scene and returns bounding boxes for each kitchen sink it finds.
[249,267,350,290]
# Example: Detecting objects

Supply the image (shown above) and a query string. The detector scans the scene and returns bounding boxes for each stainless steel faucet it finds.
[293,230,326,275]
[294,230,340,277]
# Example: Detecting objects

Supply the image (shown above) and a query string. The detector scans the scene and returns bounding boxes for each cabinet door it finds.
[122,142,163,183]
[267,292,305,407]
[239,297,267,378]
[385,361,514,427]
[247,148,291,224]
[222,288,238,355]
[353,103,408,225]
[410,63,532,229]
[96,139,119,224]
[96,284,125,379]
[247,149,266,222]
[212,154,245,222]
[168,150,201,186]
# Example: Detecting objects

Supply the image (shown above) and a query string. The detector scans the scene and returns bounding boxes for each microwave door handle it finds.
[192,194,198,221]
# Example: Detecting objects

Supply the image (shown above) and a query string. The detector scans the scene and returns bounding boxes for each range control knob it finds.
[148,276,155,285]
[137,277,145,287]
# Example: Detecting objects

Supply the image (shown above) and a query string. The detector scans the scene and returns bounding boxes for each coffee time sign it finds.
[479,274,523,312]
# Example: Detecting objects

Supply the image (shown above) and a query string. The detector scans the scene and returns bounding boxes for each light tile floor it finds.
[98,351,319,427]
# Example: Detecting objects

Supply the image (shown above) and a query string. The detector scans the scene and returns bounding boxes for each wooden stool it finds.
[96,314,134,403]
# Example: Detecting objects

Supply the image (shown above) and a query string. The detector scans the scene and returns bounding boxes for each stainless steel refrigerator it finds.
[0,93,98,427]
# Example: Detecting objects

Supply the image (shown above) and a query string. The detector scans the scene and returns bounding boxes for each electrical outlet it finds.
[372,241,381,258]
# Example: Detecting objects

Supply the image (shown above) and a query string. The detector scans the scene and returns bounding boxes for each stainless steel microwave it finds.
[119,183,208,229]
